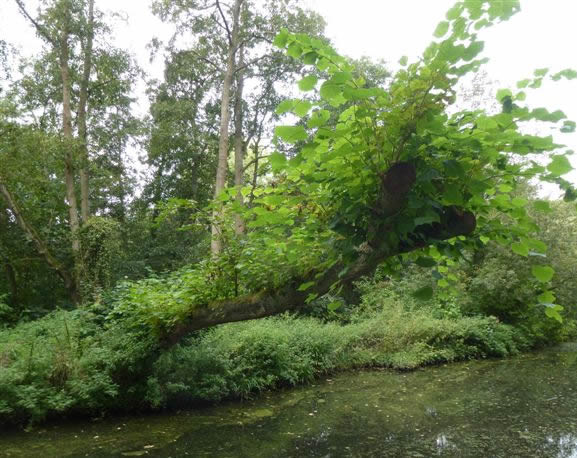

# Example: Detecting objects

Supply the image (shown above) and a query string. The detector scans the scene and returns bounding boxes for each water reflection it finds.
[2,347,577,457]
[545,434,577,458]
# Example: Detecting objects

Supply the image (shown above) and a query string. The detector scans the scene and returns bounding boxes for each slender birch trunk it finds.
[233,44,246,235]
[78,0,95,222]
[211,0,243,255]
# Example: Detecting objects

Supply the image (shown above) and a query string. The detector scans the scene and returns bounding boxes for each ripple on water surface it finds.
[2,347,577,457]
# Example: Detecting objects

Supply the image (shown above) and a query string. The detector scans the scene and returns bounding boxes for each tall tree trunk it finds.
[0,180,77,301]
[233,45,245,235]
[59,9,82,301]
[211,0,243,255]
[14,0,83,302]
[59,13,81,253]
[78,0,95,222]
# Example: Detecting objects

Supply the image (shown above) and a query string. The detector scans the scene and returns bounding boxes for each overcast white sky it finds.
[1,0,576,191]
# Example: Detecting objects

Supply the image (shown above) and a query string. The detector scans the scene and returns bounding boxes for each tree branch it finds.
[0,178,75,294]
[13,0,57,46]
[215,0,232,44]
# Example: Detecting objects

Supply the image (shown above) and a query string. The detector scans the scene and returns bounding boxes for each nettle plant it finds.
[240,0,576,321]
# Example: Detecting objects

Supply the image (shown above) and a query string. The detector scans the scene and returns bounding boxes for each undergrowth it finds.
[0,294,532,427]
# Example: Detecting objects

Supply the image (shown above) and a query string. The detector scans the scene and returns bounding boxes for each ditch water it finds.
[2,343,577,457]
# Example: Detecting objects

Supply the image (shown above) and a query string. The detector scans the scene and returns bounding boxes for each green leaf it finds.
[538,291,556,304]
[511,241,529,257]
[275,99,294,115]
[320,82,342,100]
[330,72,352,84]
[532,265,555,283]
[545,304,564,323]
[525,238,547,253]
[552,69,577,81]
[293,100,312,117]
[305,293,319,304]
[399,56,408,66]
[443,184,463,205]
[444,160,465,177]
[547,155,573,176]
[415,257,437,268]
[307,110,331,128]
[412,286,434,301]
[298,75,318,91]
[287,42,302,58]
[302,52,318,65]
[446,4,463,20]
[561,121,576,133]
[298,281,315,292]
[434,21,450,38]
[463,41,484,61]
[268,152,287,172]
[534,67,549,77]
[275,126,307,144]
[327,301,342,311]
[511,197,528,207]
[273,29,289,48]
[564,188,577,202]
[496,88,512,102]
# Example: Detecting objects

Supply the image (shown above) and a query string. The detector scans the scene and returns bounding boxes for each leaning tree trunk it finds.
[0,180,77,301]
[165,162,477,346]
[211,0,244,255]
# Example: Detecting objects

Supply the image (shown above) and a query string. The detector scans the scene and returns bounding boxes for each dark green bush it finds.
[0,279,547,427]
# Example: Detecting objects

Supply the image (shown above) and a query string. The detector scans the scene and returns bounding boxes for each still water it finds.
[2,344,577,457]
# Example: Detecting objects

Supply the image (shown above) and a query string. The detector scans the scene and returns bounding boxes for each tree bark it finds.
[233,44,246,235]
[59,6,82,301]
[211,0,244,255]
[78,0,95,223]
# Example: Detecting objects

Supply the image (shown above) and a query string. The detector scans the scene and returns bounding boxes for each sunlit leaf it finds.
[298,75,318,91]
[532,265,555,283]
[275,126,307,143]
[511,241,529,257]
[547,155,573,176]
[433,21,450,38]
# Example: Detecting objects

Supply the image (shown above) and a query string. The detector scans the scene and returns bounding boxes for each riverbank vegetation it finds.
[1,0,576,427]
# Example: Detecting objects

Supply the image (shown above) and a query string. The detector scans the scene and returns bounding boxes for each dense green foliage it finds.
[1,0,576,429]
[0,281,531,426]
